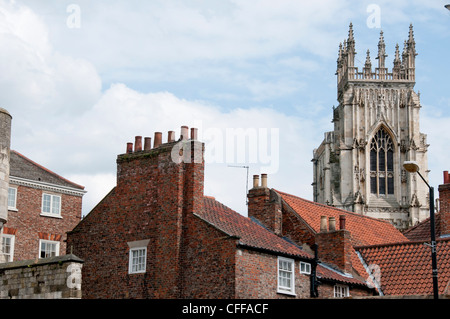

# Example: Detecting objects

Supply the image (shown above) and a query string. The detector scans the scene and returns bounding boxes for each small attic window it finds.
[300,262,311,275]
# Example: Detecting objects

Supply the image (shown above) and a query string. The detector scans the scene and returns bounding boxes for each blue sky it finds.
[1,0,449,216]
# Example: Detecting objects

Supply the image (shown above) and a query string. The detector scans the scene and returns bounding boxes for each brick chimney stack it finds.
[115,125,204,298]
[315,215,353,275]
[247,174,282,236]
[439,171,450,236]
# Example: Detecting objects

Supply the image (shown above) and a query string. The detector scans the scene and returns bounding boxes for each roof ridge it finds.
[274,189,395,225]
[355,236,450,250]
[11,150,85,190]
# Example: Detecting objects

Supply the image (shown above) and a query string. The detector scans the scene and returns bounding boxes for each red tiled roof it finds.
[356,239,450,296]
[200,196,312,259]
[276,190,408,246]
[275,190,409,282]
[199,196,368,287]
[403,213,443,241]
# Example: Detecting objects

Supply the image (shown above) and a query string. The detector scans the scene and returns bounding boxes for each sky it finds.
[0,0,449,217]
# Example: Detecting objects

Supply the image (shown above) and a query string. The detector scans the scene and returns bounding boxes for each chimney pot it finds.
[154,132,162,148]
[181,126,189,140]
[261,174,268,188]
[190,127,198,140]
[444,171,449,184]
[339,215,346,230]
[168,131,175,143]
[329,217,336,231]
[253,175,259,188]
[320,216,328,232]
[144,137,152,151]
[126,143,133,154]
[134,136,142,152]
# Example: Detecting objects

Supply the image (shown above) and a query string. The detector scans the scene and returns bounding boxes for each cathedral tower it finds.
[312,24,429,230]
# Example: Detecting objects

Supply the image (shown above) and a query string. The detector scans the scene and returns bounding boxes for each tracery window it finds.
[370,127,394,196]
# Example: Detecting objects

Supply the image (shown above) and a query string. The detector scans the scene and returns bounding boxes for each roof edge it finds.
[11,150,85,190]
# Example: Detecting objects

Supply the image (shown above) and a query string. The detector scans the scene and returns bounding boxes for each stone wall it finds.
[0,254,83,299]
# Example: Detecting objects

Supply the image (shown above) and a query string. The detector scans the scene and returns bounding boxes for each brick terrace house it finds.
[66,127,376,299]
[1,150,86,262]
[261,170,450,297]
[357,170,450,296]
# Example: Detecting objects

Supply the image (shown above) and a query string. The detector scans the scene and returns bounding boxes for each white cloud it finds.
[1,0,448,219]
[63,84,321,216]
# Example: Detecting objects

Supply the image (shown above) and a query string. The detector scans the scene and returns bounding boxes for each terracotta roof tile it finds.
[276,190,408,246]
[403,213,444,241]
[199,196,368,287]
[275,190,409,284]
[356,238,450,296]
[200,196,312,259]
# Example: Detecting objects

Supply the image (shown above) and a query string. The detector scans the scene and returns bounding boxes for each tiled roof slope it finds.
[198,196,368,287]
[199,196,312,259]
[275,190,409,281]
[277,190,408,246]
[9,150,85,190]
[403,213,442,241]
[356,238,450,296]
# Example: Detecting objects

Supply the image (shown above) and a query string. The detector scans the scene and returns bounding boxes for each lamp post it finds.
[403,161,439,299]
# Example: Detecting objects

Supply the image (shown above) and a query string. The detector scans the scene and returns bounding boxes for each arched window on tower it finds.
[370,127,394,196]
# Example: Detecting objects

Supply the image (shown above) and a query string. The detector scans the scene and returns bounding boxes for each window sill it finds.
[40,213,63,219]
[8,207,18,212]
[277,289,297,297]
[128,271,146,275]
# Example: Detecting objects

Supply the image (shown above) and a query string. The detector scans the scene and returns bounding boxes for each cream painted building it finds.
[312,24,429,230]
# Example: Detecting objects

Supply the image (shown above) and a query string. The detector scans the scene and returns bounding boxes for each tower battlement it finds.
[337,23,417,97]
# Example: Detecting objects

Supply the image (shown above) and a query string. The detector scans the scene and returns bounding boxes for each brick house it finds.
[1,150,86,262]
[66,127,375,299]
[257,170,450,297]
[357,170,450,297]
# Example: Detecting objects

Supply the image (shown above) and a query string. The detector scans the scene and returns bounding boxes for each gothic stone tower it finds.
[312,24,429,230]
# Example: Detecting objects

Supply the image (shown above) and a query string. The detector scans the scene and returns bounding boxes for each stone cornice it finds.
[9,176,87,197]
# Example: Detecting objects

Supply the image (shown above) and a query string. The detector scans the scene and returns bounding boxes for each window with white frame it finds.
[277,257,295,295]
[41,193,61,216]
[129,247,147,274]
[334,284,349,298]
[8,187,17,210]
[300,261,311,275]
[1,234,15,262]
[39,240,60,258]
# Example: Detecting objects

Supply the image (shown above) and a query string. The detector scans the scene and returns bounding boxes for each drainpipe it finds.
[310,243,321,298]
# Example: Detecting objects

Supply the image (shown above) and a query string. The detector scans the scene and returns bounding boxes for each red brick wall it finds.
[439,174,450,235]
[181,213,237,298]
[315,229,353,274]
[6,185,82,261]
[67,138,208,299]
[281,202,316,249]
[235,249,310,298]
[247,187,282,235]
[318,282,374,298]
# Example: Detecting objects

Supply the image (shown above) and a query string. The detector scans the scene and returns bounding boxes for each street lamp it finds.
[403,160,439,299]
[446,4,450,10]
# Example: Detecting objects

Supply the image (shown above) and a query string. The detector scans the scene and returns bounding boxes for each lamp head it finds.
[446,4,450,10]
[403,161,420,173]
